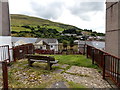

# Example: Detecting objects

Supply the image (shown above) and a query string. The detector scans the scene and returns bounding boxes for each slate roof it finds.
[35,38,58,44]
[12,37,37,44]
[12,37,58,46]
[78,41,105,49]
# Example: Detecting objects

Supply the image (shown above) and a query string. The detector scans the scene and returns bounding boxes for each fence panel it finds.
[86,44,120,87]
[13,43,34,61]
[93,49,104,69]
[0,45,10,62]
[86,45,93,58]
[105,55,120,87]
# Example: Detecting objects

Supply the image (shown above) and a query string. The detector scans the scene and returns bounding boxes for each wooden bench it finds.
[25,54,58,70]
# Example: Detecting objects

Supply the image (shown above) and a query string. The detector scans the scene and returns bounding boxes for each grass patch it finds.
[65,72,89,77]
[67,81,86,88]
[41,55,98,69]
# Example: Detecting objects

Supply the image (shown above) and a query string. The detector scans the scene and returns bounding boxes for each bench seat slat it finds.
[50,60,58,64]
[30,59,58,64]
[30,59,47,63]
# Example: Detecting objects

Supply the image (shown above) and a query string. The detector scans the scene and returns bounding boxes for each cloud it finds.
[30,0,65,19]
[68,1,105,21]
[9,0,106,33]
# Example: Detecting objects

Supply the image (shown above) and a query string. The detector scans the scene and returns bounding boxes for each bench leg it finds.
[50,63,53,70]
[47,63,53,70]
[28,60,34,67]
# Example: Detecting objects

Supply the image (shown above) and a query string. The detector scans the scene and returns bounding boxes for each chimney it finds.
[0,0,11,36]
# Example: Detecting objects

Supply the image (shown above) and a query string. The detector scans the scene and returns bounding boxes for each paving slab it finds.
[51,81,67,88]
[53,69,64,73]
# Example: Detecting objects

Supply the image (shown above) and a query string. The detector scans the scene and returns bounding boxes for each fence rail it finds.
[86,44,120,88]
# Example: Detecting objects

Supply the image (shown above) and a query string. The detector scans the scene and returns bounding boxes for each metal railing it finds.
[86,44,120,88]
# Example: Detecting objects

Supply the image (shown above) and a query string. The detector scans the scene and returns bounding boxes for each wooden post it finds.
[2,61,8,89]
[92,48,94,64]
[13,48,16,62]
[86,45,89,58]
[47,59,51,70]
[83,44,86,55]
[103,54,106,79]
[7,45,10,62]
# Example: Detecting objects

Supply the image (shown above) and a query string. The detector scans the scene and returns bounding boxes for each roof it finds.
[0,36,12,48]
[12,37,37,44]
[35,38,58,44]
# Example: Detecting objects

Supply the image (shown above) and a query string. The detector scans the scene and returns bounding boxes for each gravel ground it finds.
[8,60,112,88]
[62,66,111,88]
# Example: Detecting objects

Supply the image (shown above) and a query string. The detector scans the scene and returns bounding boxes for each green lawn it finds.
[40,54,98,69]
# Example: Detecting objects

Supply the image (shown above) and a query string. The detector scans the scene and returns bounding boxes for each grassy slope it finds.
[11,14,80,32]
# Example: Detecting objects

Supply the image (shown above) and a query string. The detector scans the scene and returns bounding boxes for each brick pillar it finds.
[105,1,120,57]
[0,0,11,36]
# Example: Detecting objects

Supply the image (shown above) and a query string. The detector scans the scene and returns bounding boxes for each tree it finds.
[62,40,68,50]
[91,33,96,37]
[37,25,40,28]
[69,40,74,50]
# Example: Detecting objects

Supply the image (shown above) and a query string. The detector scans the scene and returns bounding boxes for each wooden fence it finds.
[86,44,120,88]
[34,44,85,55]
[13,43,34,61]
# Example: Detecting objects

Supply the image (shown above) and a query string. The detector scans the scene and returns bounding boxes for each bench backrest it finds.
[26,54,55,61]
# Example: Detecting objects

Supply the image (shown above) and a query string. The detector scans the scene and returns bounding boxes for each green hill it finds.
[11,14,82,32]
[10,14,105,42]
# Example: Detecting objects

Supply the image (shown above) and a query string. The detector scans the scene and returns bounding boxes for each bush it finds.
[11,31,17,34]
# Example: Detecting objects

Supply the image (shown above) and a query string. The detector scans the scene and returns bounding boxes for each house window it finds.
[40,46,42,49]
[51,45,53,48]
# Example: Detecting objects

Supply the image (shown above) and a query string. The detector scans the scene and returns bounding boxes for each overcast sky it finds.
[9,0,106,33]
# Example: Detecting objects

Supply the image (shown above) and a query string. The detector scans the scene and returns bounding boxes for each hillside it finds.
[11,14,81,32]
[11,14,105,42]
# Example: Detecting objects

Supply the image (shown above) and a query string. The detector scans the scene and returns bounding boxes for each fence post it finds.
[7,45,10,63]
[86,45,89,58]
[83,44,86,55]
[92,48,94,64]
[2,61,8,89]
[13,48,16,62]
[103,54,106,79]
